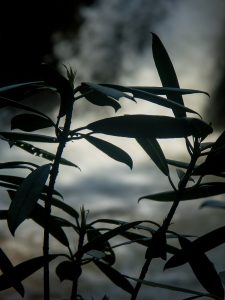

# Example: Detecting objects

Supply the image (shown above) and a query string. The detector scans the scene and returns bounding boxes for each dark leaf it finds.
[120,231,178,255]
[48,215,77,230]
[28,203,69,247]
[40,63,74,118]
[126,86,209,97]
[139,182,225,202]
[90,218,162,234]
[178,236,224,299]
[0,182,18,190]
[0,161,37,171]
[11,114,53,132]
[8,188,76,224]
[0,249,24,296]
[200,142,213,151]
[94,260,134,294]
[7,164,51,235]
[79,82,136,111]
[0,174,62,199]
[176,168,186,180]
[50,198,79,220]
[10,140,80,169]
[79,84,121,112]
[211,130,225,150]
[86,115,212,139]
[136,138,169,175]
[126,276,212,298]
[0,174,26,186]
[165,226,225,269]
[0,131,57,143]
[0,255,57,291]
[0,81,44,94]
[101,84,200,116]
[56,261,81,282]
[167,159,189,169]
[194,131,225,175]
[80,221,142,255]
[84,134,133,169]
[83,82,134,102]
[152,33,184,118]
[0,94,51,121]
[87,227,115,265]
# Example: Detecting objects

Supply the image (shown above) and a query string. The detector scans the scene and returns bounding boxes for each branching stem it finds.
[44,101,74,300]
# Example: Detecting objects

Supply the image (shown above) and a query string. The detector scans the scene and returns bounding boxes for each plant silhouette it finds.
[0,33,225,300]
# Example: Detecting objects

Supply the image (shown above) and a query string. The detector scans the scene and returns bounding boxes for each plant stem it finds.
[131,258,152,300]
[71,223,85,299]
[162,138,200,231]
[131,138,200,300]
[44,103,74,300]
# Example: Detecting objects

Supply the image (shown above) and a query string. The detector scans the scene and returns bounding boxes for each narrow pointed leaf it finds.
[167,159,189,169]
[0,131,57,143]
[10,140,80,169]
[86,115,212,139]
[8,191,69,246]
[0,161,37,171]
[32,211,69,246]
[8,189,75,229]
[136,137,169,175]
[0,81,44,94]
[177,236,224,299]
[50,198,79,219]
[101,84,199,116]
[0,182,18,190]
[94,260,134,294]
[127,86,209,97]
[11,113,54,132]
[7,164,51,235]
[84,134,133,169]
[152,33,185,118]
[120,231,179,255]
[139,182,225,202]
[0,249,24,296]
[165,226,225,269]
[0,174,62,199]
[79,83,121,111]
[80,221,142,255]
[0,94,51,121]
[200,142,213,151]
[194,131,225,175]
[102,84,209,97]
[0,255,57,291]
[126,276,213,298]
[83,82,134,102]
[87,226,115,265]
